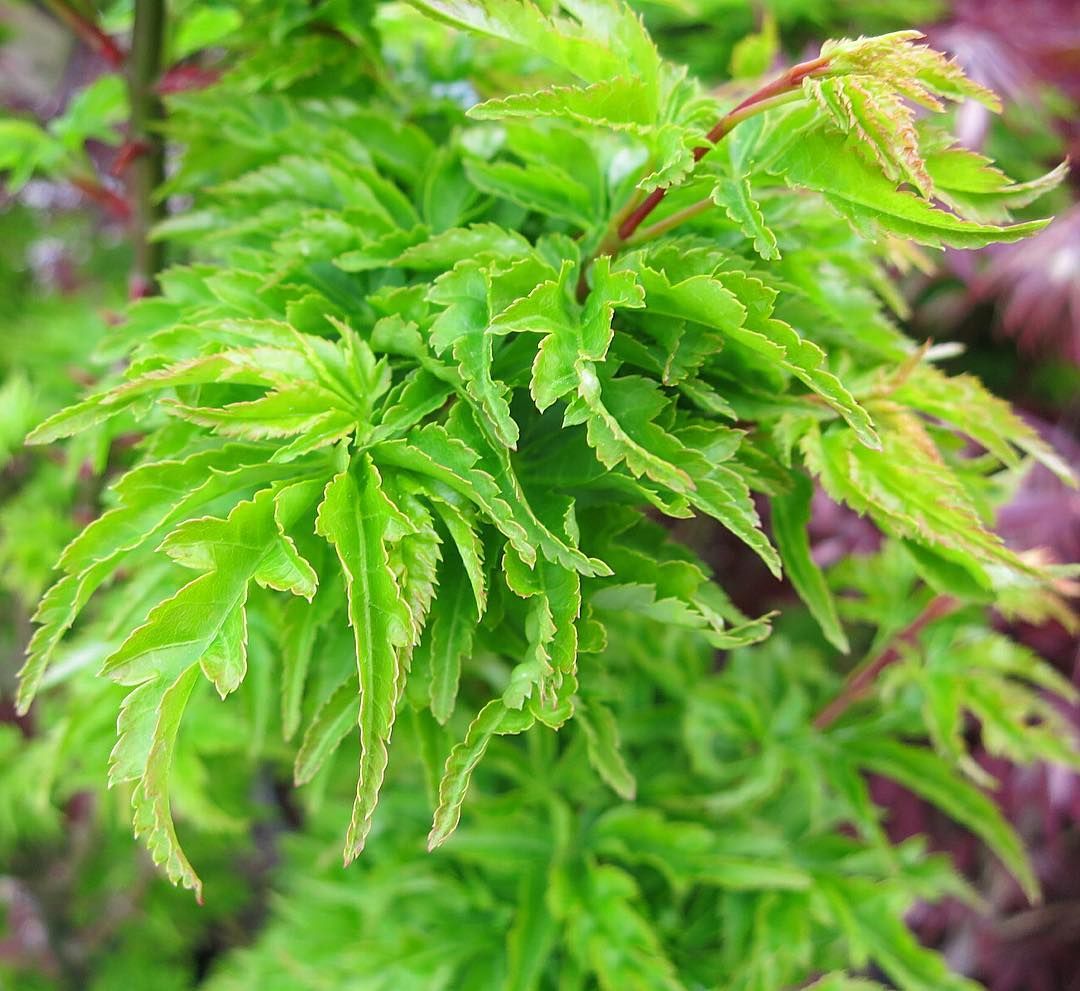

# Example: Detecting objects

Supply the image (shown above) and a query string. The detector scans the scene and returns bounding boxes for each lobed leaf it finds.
[315,460,414,862]
[772,126,1050,250]
[428,699,535,849]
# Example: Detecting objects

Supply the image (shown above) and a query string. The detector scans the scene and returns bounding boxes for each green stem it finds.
[127,0,167,297]
[596,186,647,256]
[709,89,804,139]
[619,92,806,248]
[575,187,648,299]
[624,197,713,246]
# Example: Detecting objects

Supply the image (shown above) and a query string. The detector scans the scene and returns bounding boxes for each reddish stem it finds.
[616,185,667,242]
[708,54,829,140]
[70,175,131,221]
[615,54,829,243]
[813,595,959,731]
[47,0,126,68]
[108,139,151,177]
[156,63,223,95]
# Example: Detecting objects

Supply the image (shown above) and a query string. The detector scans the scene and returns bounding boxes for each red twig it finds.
[615,54,829,243]
[46,0,126,68]
[70,175,131,221]
[108,139,151,177]
[156,63,223,95]
[813,595,959,731]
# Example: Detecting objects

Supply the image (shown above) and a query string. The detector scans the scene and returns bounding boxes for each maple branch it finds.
[127,0,167,297]
[813,594,959,731]
[576,56,826,301]
[70,174,131,220]
[45,0,126,68]
[624,196,714,245]
[613,55,829,245]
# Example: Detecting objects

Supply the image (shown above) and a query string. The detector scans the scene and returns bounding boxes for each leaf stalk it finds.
[613,54,829,244]
[46,0,127,68]
[813,594,958,730]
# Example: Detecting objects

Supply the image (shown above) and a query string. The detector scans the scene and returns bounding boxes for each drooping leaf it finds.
[428,699,535,849]
[577,695,636,800]
[294,675,361,786]
[104,481,320,889]
[771,471,849,651]
[848,736,1038,902]
[426,548,478,724]
[315,460,413,861]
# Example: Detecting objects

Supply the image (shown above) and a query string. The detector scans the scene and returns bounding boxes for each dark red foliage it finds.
[927,0,1080,367]
[156,64,223,95]
[974,207,1080,366]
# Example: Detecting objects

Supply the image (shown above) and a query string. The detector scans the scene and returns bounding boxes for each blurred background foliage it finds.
[0,0,1077,988]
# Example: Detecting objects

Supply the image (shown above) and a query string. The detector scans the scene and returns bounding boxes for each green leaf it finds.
[105,481,319,892]
[427,493,488,618]
[129,665,203,900]
[396,223,532,270]
[566,370,695,494]
[771,471,849,651]
[892,365,1075,486]
[50,75,128,150]
[679,454,783,579]
[925,147,1067,224]
[506,861,559,991]
[577,696,636,800]
[801,412,1030,581]
[565,863,686,991]
[592,807,812,893]
[172,6,242,59]
[17,450,296,712]
[849,737,1038,902]
[103,482,319,691]
[315,460,414,862]
[0,118,65,189]
[164,385,355,443]
[294,675,361,785]
[447,407,611,578]
[428,699,535,850]
[729,15,778,79]
[279,593,324,741]
[826,879,985,991]
[27,347,304,444]
[428,263,520,448]
[466,158,598,228]
[636,263,879,449]
[197,599,249,698]
[711,175,780,261]
[404,0,661,89]
[375,418,609,578]
[426,548,478,724]
[469,77,655,128]
[501,549,580,711]
[771,126,1050,249]
[490,256,642,412]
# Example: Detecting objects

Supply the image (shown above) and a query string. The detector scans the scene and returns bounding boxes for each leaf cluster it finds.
[3,2,1076,988]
